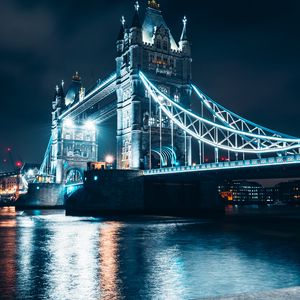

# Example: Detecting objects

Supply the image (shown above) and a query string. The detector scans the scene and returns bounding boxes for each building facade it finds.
[116,0,192,169]
[46,0,193,183]
[50,73,98,184]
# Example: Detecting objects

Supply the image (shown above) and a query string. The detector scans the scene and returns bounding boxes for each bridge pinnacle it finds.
[148,0,160,10]
[121,16,126,27]
[180,16,188,41]
[132,1,142,28]
[135,1,140,11]
[72,71,81,81]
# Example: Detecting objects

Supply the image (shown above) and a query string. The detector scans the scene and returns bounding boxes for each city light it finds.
[84,120,96,130]
[105,155,114,164]
[63,118,74,128]
[27,169,34,176]
[15,161,22,168]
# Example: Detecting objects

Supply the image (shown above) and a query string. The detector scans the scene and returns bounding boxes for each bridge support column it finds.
[144,176,224,216]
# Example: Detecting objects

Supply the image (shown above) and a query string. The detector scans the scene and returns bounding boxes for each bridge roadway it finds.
[144,154,300,180]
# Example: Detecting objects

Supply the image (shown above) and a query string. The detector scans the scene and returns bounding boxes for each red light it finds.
[15,161,22,168]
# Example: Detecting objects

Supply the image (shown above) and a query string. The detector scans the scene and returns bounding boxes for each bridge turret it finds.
[179,16,191,57]
[115,0,193,170]
[129,1,143,46]
[116,16,125,55]
[65,71,82,107]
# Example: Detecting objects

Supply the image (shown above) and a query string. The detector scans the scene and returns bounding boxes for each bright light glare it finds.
[85,120,96,130]
[105,155,114,164]
[27,169,34,176]
[63,118,74,128]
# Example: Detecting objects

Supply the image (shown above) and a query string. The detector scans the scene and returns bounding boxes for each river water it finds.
[1,206,300,299]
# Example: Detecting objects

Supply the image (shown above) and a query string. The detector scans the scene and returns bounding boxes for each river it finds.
[1,206,300,299]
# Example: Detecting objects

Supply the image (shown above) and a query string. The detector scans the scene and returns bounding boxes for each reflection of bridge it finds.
[38,0,300,185]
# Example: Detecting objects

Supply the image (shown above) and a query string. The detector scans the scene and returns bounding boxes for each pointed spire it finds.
[131,1,141,28]
[180,16,188,41]
[72,71,81,81]
[121,15,126,27]
[148,0,160,10]
[117,16,126,41]
[53,85,59,102]
[58,80,65,98]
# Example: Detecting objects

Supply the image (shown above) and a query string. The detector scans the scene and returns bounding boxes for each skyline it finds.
[1,0,300,169]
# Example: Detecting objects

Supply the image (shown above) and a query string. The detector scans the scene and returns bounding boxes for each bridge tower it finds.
[50,73,98,184]
[116,0,192,169]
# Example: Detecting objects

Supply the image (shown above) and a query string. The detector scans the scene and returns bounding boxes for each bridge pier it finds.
[17,183,65,209]
[144,176,223,216]
[65,170,224,216]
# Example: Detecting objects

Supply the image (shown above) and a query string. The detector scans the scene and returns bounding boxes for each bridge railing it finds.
[144,154,300,175]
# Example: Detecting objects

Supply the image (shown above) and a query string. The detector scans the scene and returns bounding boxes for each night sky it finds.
[0,0,300,170]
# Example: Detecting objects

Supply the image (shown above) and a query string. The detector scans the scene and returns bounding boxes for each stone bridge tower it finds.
[116,0,192,169]
[51,73,98,184]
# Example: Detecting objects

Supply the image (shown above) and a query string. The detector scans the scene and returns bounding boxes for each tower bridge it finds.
[38,0,300,186]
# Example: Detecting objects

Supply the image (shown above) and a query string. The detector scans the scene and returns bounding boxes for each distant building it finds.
[0,172,24,199]
[274,180,300,204]
[22,163,40,183]
[219,180,266,203]
[0,163,40,199]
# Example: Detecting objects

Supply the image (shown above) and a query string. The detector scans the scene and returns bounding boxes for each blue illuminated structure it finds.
[36,0,300,183]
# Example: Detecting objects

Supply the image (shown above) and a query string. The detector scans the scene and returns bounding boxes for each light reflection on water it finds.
[1,207,300,299]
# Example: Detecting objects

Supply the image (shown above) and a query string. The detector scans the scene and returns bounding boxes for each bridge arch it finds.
[65,168,84,185]
[151,146,177,168]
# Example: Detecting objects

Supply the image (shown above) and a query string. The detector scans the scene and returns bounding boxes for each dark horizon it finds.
[1,0,300,170]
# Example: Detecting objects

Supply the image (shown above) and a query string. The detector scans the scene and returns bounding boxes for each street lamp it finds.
[105,155,114,169]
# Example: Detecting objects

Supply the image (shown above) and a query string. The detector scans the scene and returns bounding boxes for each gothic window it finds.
[174,94,180,102]
[126,111,130,128]
[67,145,73,157]
[158,85,169,96]
[75,132,83,140]
[163,40,168,51]
[156,39,161,49]
[74,149,81,157]
[123,110,131,129]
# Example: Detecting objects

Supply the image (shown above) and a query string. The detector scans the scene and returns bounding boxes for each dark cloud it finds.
[1,0,300,170]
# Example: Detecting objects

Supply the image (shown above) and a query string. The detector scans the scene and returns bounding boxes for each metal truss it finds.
[140,72,300,154]
[38,135,52,176]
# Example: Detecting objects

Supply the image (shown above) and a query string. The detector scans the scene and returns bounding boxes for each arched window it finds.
[156,39,161,49]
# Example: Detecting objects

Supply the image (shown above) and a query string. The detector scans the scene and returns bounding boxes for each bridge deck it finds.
[144,154,300,176]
